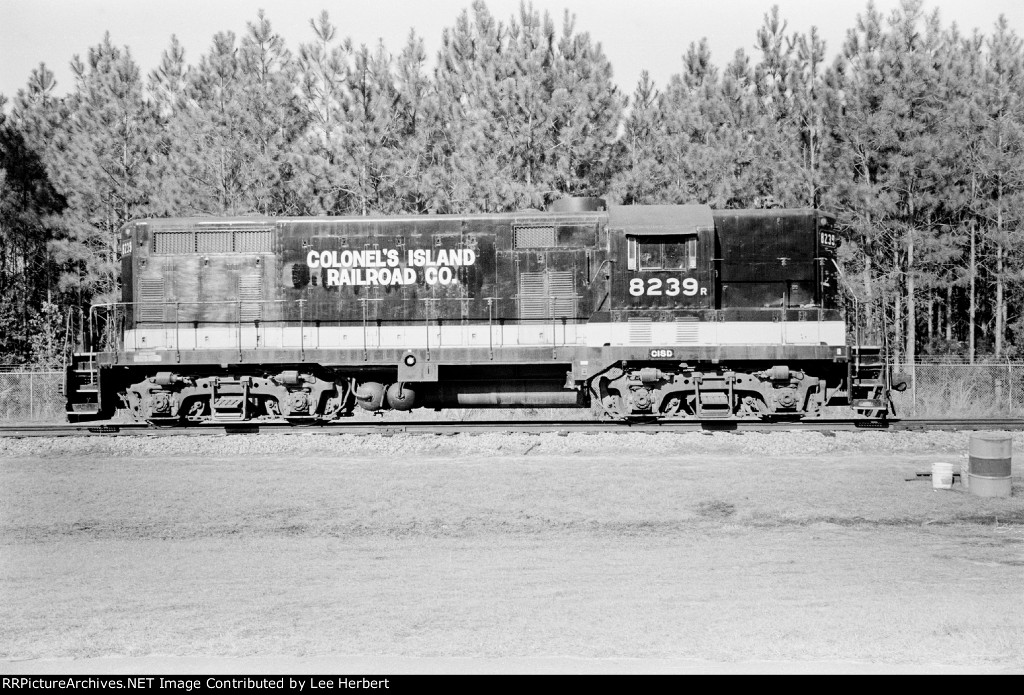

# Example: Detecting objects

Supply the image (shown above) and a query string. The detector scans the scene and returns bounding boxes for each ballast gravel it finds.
[0,429,1009,460]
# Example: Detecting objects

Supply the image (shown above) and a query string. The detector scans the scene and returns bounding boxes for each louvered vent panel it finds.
[676,317,699,343]
[513,226,556,248]
[138,278,165,322]
[518,272,548,320]
[239,272,263,322]
[628,317,652,343]
[518,271,577,320]
[196,231,233,253]
[547,270,577,318]
[234,230,274,253]
[154,231,193,254]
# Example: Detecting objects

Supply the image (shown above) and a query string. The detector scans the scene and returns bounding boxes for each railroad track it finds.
[1,418,1024,438]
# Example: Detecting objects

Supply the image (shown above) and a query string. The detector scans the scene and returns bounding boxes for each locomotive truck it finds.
[64,198,893,424]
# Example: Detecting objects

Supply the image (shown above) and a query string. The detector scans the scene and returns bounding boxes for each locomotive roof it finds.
[124,205,831,232]
[127,210,607,227]
[607,204,715,236]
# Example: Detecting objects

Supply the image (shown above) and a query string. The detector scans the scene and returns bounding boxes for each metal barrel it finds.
[968,433,1013,498]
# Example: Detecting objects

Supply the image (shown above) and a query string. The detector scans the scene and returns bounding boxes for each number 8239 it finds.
[629,277,703,297]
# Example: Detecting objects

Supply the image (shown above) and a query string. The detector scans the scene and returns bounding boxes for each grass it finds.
[893,367,1024,418]
[2,434,1024,665]
[3,531,1022,663]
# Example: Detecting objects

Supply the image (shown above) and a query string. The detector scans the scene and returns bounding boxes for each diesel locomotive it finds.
[63,198,892,424]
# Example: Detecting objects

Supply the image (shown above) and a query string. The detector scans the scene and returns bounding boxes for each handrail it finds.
[237,299,242,361]
[588,258,612,286]
[175,302,181,363]
[487,298,494,360]
[299,299,305,362]
[80,299,593,358]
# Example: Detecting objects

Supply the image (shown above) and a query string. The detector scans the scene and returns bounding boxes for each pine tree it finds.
[176,12,304,215]
[611,71,666,204]
[654,40,717,203]
[971,18,1024,358]
[433,0,624,212]
[293,11,352,214]
[390,30,438,213]
[549,9,625,197]
[717,48,764,205]
[0,86,67,364]
[827,1,984,366]
[433,1,510,212]
[752,5,800,203]
[881,3,964,368]
[824,1,892,345]
[47,35,156,310]
[147,35,191,216]
[239,11,306,214]
[341,42,404,215]
[786,27,829,207]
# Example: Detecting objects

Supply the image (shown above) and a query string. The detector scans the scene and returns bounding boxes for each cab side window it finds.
[628,235,697,270]
[639,240,661,269]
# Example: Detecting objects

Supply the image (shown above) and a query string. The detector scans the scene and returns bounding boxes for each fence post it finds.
[910,360,917,416]
[29,371,34,420]
[1010,361,1015,412]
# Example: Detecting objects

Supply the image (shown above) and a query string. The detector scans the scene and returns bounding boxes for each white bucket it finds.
[932,462,955,490]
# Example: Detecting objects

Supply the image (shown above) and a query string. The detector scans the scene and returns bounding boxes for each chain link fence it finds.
[891,361,1024,418]
[1,363,1023,422]
[0,370,65,421]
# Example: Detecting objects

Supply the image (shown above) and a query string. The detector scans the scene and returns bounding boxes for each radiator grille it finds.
[676,317,699,342]
[518,270,577,320]
[513,225,556,248]
[154,231,193,254]
[235,230,274,252]
[628,317,652,343]
[154,226,274,254]
[138,278,165,322]
[196,231,233,253]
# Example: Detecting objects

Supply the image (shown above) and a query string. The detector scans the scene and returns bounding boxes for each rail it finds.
[4,417,1024,438]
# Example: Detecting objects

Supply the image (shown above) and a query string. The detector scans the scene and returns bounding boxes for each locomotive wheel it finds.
[284,417,320,426]
[147,415,184,427]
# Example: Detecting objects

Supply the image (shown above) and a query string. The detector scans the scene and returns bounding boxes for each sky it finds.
[1,0,1023,102]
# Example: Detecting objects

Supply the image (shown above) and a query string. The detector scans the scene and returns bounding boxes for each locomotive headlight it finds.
[404,354,417,366]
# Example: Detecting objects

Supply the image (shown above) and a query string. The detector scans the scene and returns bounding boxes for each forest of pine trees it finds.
[1,0,1022,367]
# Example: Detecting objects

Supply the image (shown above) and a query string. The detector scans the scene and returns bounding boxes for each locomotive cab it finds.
[584,206,854,420]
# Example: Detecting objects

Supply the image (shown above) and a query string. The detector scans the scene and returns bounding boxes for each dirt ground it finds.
[1,430,1023,674]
